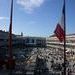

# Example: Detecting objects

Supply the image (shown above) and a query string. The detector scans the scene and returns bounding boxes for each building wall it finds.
[46,34,75,50]
[0,30,46,48]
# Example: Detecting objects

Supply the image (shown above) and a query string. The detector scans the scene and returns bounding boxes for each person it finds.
[67,68,72,75]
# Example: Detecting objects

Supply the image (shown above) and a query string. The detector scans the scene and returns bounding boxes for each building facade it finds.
[46,34,75,50]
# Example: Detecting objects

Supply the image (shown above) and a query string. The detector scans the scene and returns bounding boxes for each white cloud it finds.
[17,0,45,13]
[0,17,9,20]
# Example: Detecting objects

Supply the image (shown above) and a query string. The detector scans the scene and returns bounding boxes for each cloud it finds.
[17,0,45,13]
[0,17,9,20]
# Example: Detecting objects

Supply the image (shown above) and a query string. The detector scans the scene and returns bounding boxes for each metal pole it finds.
[63,0,66,75]
[8,0,13,74]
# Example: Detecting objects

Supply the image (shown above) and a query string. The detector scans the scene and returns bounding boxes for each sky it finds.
[0,0,75,37]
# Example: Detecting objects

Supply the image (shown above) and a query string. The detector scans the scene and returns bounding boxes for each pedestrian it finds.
[67,68,72,75]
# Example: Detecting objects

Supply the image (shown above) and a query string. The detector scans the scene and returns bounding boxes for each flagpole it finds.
[63,0,66,75]
[9,0,13,59]
[8,0,13,74]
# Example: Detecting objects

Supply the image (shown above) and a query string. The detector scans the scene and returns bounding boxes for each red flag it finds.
[54,1,66,75]
[54,3,65,42]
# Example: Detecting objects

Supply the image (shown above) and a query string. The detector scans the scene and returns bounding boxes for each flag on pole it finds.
[54,1,66,75]
[54,3,65,42]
